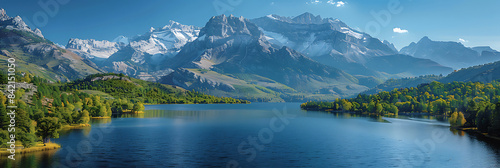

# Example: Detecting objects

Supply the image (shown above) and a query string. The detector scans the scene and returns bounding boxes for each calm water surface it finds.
[2,103,500,167]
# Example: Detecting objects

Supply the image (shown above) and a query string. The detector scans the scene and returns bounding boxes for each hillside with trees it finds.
[301,81,500,136]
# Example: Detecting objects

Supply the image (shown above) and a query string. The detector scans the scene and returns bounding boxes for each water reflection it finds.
[0,145,58,168]
[450,128,466,136]
[90,118,112,124]
[1,103,499,168]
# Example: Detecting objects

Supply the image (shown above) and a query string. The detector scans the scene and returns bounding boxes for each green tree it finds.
[449,112,458,126]
[456,112,466,127]
[79,110,90,124]
[35,117,62,144]
[16,108,31,133]
[389,104,399,115]
[489,103,500,136]
[0,102,8,130]
[133,102,145,112]
[98,105,106,117]
[449,112,466,127]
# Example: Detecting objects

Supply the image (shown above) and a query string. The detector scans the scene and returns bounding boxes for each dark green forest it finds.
[301,81,500,136]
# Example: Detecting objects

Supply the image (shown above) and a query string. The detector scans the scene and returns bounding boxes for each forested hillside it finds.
[62,73,250,104]
[301,81,500,136]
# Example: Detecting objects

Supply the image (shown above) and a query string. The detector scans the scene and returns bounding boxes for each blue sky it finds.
[1,0,499,50]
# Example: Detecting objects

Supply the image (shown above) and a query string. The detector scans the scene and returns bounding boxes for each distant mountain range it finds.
[400,36,500,70]
[363,59,500,95]
[65,20,201,81]
[2,8,499,101]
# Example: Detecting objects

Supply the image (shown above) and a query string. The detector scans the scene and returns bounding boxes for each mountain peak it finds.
[0,8,7,19]
[162,20,184,29]
[0,8,44,37]
[419,36,432,43]
[160,20,200,32]
[201,14,261,38]
[292,12,324,24]
[296,12,317,18]
[112,35,129,45]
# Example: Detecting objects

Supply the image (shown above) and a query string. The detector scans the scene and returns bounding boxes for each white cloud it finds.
[326,0,346,7]
[336,1,346,7]
[458,38,469,43]
[306,0,322,5]
[393,28,408,33]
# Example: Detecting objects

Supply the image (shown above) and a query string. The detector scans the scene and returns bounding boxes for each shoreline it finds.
[121,110,144,114]
[0,142,61,156]
[61,123,91,129]
[455,127,500,141]
[91,116,112,119]
[303,107,500,142]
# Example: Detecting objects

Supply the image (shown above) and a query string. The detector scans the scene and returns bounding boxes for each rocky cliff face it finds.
[0,8,44,38]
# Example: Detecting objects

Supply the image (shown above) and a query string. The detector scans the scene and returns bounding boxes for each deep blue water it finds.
[2,103,500,167]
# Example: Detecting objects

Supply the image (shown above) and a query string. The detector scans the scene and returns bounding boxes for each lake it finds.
[2,103,500,167]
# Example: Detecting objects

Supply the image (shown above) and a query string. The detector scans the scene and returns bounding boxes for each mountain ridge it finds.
[0,8,101,82]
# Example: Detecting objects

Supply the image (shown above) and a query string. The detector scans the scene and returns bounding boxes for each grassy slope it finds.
[185,69,354,102]
[187,69,285,102]
[0,29,101,82]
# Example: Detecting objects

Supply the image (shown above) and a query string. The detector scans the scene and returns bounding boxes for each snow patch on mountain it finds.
[112,35,129,45]
[129,20,201,57]
[259,28,294,47]
[66,38,122,59]
[340,27,363,39]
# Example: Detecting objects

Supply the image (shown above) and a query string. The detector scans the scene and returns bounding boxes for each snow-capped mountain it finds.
[112,35,129,45]
[129,20,201,61]
[65,21,201,81]
[251,12,396,63]
[250,12,452,77]
[0,8,43,38]
[67,20,200,62]
[66,38,124,59]
[162,14,369,99]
